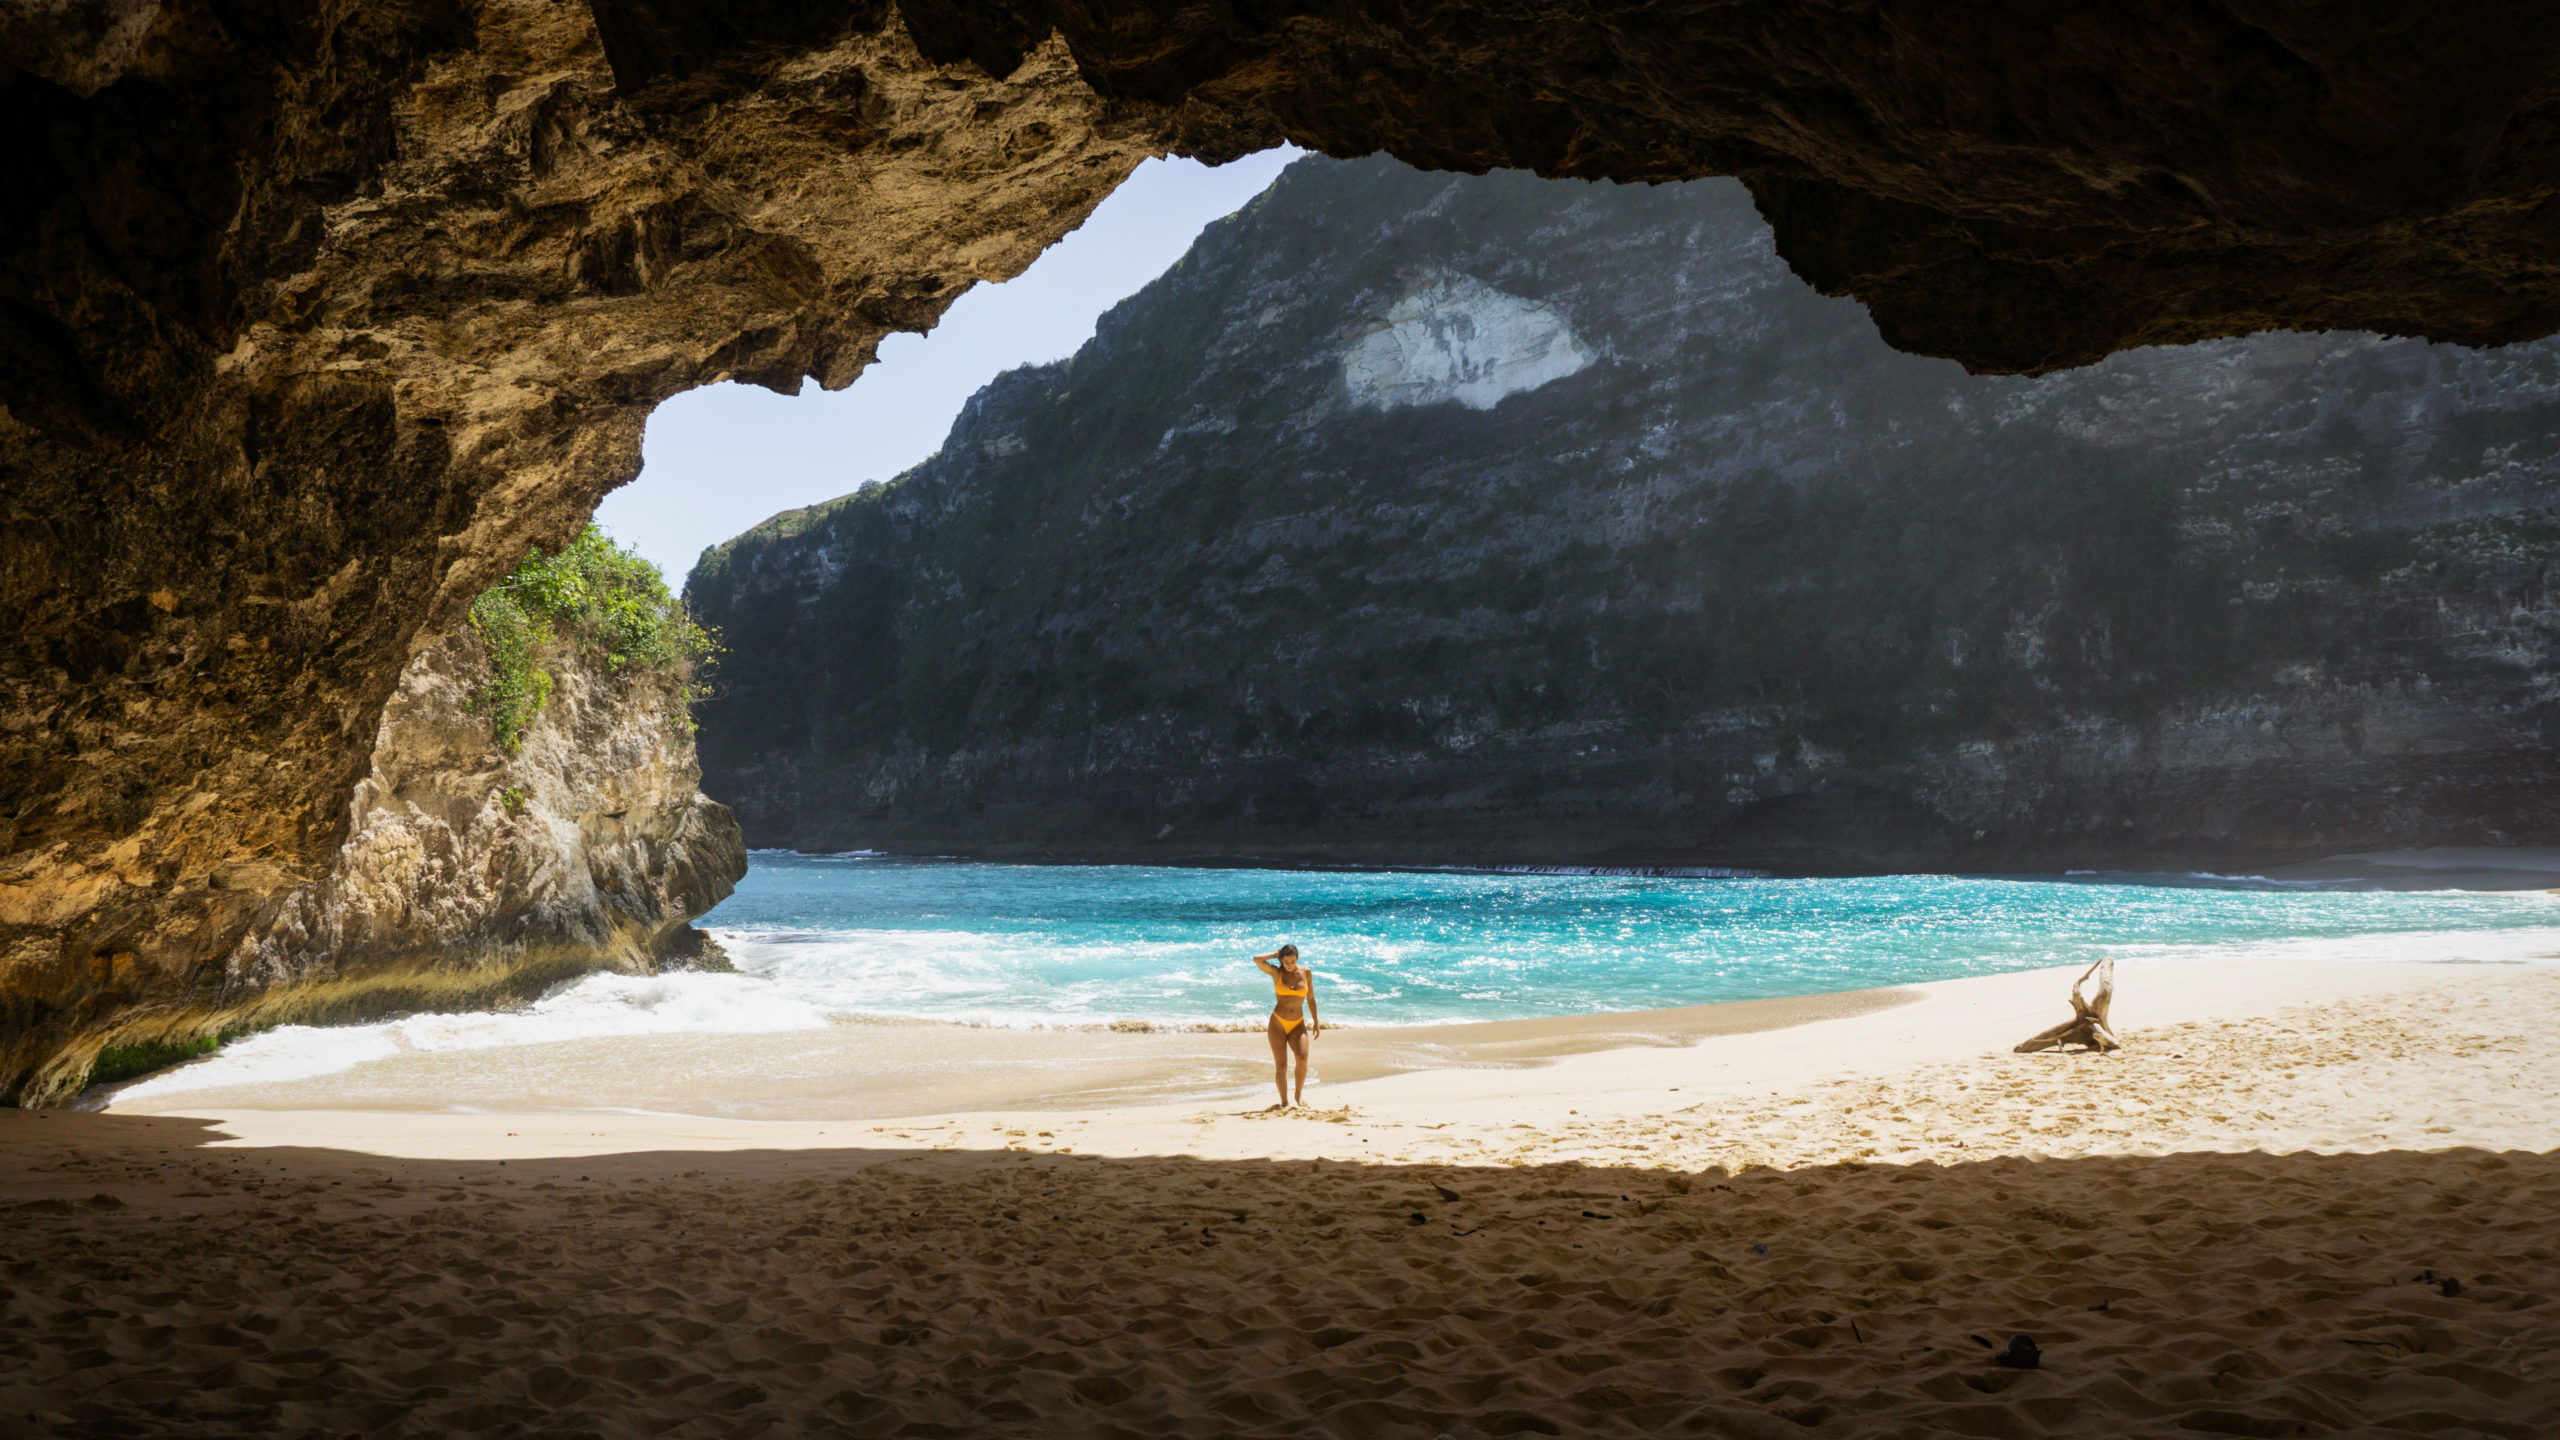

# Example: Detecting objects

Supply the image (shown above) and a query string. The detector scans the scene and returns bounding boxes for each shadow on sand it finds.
[3,1111,2553,1438]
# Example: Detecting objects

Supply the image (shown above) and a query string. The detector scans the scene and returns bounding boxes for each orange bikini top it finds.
[1272,971,1309,999]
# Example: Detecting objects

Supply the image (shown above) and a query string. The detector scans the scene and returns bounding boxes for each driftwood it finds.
[2013,957,2120,1053]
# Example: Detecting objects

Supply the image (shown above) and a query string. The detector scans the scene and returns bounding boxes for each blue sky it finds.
[595,147,1302,585]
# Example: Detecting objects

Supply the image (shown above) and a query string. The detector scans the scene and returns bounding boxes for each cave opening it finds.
[5,0,2558,1100]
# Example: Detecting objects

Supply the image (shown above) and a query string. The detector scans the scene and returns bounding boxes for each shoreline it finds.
[738,842,2560,891]
[106,952,2547,1155]
[99,983,1923,1123]
[92,869,2560,1125]
[70,859,2560,1115]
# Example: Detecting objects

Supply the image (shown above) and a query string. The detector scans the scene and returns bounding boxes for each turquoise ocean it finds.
[708,853,2560,1027]
[109,853,2560,1100]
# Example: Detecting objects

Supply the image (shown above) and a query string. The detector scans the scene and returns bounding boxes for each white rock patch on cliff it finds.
[1341,271,1594,411]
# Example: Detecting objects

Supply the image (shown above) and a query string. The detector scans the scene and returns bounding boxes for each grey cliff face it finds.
[687,157,2560,874]
[20,626,742,1104]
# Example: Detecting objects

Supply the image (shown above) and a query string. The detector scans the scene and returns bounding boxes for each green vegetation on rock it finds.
[469,526,716,753]
[85,1033,223,1089]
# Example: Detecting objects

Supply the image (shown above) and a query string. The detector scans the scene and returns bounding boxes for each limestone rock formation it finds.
[7,1,2560,1095]
[1342,271,1594,412]
[0,2,1148,1102]
[686,157,2560,872]
[14,617,742,1105]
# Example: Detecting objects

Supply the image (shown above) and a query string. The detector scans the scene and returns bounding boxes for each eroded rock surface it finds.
[1342,271,1594,413]
[686,158,2560,872]
[14,621,742,1105]
[6,1,2560,1095]
[0,2,1144,1099]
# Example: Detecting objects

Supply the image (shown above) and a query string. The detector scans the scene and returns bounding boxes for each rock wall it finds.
[687,157,2560,873]
[0,2,1149,1101]
[7,1,2560,1094]
[16,621,743,1105]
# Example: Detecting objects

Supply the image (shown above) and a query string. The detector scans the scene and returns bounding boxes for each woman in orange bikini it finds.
[1251,944,1320,1109]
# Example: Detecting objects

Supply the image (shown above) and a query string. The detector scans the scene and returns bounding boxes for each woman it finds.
[1251,944,1320,1109]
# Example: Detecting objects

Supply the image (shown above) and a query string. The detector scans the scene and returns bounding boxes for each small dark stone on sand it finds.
[2441,1277,2464,1298]
[1750,1242,1770,1255]
[1994,1334,2042,1369]
[1409,1212,1428,1225]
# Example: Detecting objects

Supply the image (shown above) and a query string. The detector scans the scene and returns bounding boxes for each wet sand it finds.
[94,986,1914,1121]
[8,959,2556,1436]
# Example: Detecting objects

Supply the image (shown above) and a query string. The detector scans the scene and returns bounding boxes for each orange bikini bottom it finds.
[1274,1013,1304,1034]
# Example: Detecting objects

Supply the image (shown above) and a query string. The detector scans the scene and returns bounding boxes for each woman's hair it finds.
[1277,944,1299,960]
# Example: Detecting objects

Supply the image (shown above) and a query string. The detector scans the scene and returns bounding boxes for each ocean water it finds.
[108,853,2560,1103]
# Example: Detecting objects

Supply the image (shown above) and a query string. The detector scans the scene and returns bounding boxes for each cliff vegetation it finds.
[470,526,718,754]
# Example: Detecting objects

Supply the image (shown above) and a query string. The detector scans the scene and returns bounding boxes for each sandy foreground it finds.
[7,957,2558,1437]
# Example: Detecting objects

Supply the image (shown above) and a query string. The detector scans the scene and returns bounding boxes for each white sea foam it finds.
[2180,871,2349,889]
[716,926,1266,1022]
[108,971,835,1102]
[1406,863,1771,879]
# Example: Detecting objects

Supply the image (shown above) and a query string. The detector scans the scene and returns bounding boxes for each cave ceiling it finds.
[1,0,2557,1097]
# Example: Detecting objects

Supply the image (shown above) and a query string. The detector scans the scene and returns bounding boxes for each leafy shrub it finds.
[468,526,717,754]
[468,587,556,754]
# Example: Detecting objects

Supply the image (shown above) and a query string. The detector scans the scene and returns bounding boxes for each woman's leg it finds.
[1266,1017,1290,1107]
[1287,1025,1311,1105]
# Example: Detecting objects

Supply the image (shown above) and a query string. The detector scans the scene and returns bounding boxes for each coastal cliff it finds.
[689,157,2560,872]
[12,539,743,1105]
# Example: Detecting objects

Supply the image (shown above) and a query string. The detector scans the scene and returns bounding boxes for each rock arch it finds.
[3,0,2558,1098]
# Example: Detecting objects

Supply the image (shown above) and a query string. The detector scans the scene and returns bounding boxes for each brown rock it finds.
[11,612,742,1103]
[5,1,2559,1096]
